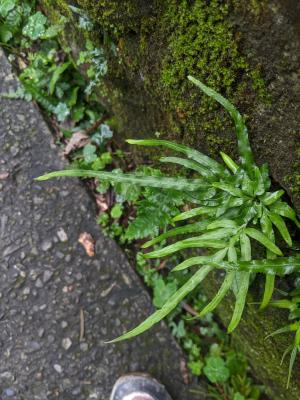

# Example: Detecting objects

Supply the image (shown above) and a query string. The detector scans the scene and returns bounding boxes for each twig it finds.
[79,307,85,341]
[84,113,109,136]
[181,301,199,317]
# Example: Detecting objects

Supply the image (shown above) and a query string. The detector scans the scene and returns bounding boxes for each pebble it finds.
[62,338,72,350]
[38,328,44,338]
[80,342,88,352]
[57,228,68,242]
[41,240,52,251]
[43,270,53,283]
[53,364,63,374]
[4,388,15,397]
[61,321,68,329]
[35,278,43,288]
[23,287,30,295]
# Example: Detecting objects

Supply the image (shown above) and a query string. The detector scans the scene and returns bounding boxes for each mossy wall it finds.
[39,0,300,397]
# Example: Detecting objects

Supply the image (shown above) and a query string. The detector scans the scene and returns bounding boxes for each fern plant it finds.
[37,76,300,385]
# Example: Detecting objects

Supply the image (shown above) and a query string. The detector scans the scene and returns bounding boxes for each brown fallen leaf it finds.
[180,358,189,385]
[78,232,95,257]
[64,131,89,155]
[95,194,109,212]
[0,172,9,180]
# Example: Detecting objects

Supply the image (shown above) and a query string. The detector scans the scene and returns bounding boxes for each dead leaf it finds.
[0,172,9,180]
[64,131,89,155]
[180,358,189,385]
[95,194,109,212]
[78,232,95,257]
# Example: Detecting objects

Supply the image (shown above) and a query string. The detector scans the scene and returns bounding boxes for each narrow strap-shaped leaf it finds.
[212,182,245,198]
[200,271,234,316]
[241,174,255,197]
[227,271,250,333]
[261,190,285,206]
[260,212,277,309]
[260,163,271,190]
[142,221,211,249]
[126,139,225,175]
[268,212,292,247]
[160,156,212,177]
[49,61,71,95]
[144,237,227,259]
[107,265,213,342]
[184,188,217,203]
[270,202,300,228]
[281,345,294,366]
[240,233,251,261]
[253,166,265,196]
[265,324,296,340]
[36,169,208,192]
[207,219,238,230]
[188,75,254,175]
[260,274,275,310]
[244,228,283,256]
[173,206,217,222]
[207,257,300,275]
[287,346,298,388]
[216,196,244,218]
[172,248,228,271]
[220,151,238,173]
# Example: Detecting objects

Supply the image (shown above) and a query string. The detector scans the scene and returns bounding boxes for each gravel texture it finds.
[0,48,202,400]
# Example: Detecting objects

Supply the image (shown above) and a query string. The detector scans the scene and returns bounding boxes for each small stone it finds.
[38,328,44,338]
[80,342,88,352]
[35,278,43,288]
[4,388,15,397]
[43,270,53,283]
[57,228,68,242]
[62,338,72,350]
[23,287,30,295]
[10,144,19,156]
[61,321,68,329]
[53,364,63,374]
[41,240,52,251]
[27,341,40,352]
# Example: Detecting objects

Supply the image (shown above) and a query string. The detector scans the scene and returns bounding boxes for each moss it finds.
[156,0,269,153]
[76,0,141,35]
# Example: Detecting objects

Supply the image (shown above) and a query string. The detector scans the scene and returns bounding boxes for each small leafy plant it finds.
[37,76,300,385]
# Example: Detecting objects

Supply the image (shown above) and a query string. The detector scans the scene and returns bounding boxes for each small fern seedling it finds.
[36,76,300,385]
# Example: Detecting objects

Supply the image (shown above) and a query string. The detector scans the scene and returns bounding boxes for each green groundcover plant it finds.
[37,76,300,386]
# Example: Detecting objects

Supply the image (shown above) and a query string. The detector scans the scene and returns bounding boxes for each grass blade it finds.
[107,265,213,342]
[244,228,283,256]
[287,346,298,388]
[36,169,208,192]
[188,75,254,175]
[126,139,225,175]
